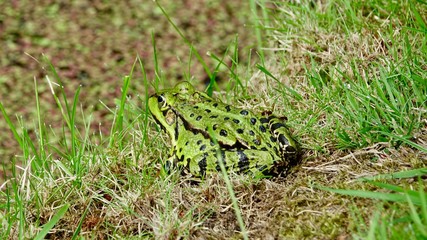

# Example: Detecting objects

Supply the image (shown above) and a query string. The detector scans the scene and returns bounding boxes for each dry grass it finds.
[13,137,424,239]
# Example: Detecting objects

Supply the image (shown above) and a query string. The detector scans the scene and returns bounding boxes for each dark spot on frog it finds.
[233,119,240,124]
[194,105,199,109]
[220,129,228,137]
[237,128,244,134]
[260,117,269,124]
[210,141,215,146]
[200,144,206,151]
[259,125,267,132]
[271,122,285,132]
[197,140,202,145]
[285,145,296,153]
[267,143,272,148]
[248,130,255,136]
[213,103,218,107]
[190,113,195,118]
[253,139,261,145]
[270,136,276,142]
[225,105,231,112]
[213,124,218,130]
[250,118,256,124]
[237,150,249,173]
[260,147,268,151]
[215,165,221,171]
[205,109,211,113]
[198,154,207,176]
[278,134,290,146]
[210,115,218,118]
[240,110,249,115]
[224,117,230,120]
[185,141,189,146]
[196,116,202,121]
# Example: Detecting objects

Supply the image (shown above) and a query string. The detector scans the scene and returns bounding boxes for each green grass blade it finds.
[420,178,427,226]
[358,168,427,181]
[0,102,23,149]
[34,78,46,164]
[249,0,264,59]
[34,203,70,240]
[410,1,427,30]
[138,56,150,149]
[152,31,162,85]
[406,192,427,237]
[256,64,303,100]
[367,181,417,195]
[366,210,381,240]
[208,128,248,240]
[71,200,91,239]
[44,57,72,129]
[318,185,415,203]
[110,59,135,148]
[115,76,131,134]
[70,85,81,159]
[154,1,212,80]
[380,131,427,152]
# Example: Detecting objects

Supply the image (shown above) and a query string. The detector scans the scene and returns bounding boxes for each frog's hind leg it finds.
[185,149,275,177]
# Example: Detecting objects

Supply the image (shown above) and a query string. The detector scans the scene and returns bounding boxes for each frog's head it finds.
[148,81,196,138]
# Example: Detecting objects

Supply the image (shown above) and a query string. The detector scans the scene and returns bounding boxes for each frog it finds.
[148,81,300,178]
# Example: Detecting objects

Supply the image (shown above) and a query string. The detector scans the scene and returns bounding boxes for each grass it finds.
[1,0,426,239]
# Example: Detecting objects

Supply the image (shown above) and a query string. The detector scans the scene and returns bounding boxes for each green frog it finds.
[148,81,300,178]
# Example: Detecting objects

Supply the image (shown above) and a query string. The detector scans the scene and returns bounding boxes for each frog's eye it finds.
[157,95,168,108]
[157,95,165,103]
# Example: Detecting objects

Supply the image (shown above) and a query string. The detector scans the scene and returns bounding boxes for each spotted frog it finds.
[148,81,300,177]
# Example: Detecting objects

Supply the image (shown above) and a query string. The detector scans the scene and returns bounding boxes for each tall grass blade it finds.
[154,1,212,81]
[70,86,81,159]
[34,78,46,166]
[358,168,427,181]
[34,203,70,240]
[318,185,421,205]
[208,128,248,240]
[0,102,23,149]
[138,56,150,149]
[249,0,264,60]
[379,131,427,152]
[71,200,91,239]
[152,31,162,86]
[406,192,427,237]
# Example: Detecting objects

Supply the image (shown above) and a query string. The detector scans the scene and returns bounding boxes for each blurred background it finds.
[0,0,259,180]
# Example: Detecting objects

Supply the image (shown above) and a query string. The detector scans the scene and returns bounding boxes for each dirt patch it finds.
[0,0,257,181]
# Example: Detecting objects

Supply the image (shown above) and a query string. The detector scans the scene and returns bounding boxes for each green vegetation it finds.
[1,0,426,239]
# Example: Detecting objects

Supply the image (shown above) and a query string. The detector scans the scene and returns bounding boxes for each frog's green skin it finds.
[148,81,300,177]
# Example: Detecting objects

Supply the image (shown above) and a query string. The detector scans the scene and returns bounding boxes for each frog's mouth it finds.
[148,96,176,139]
